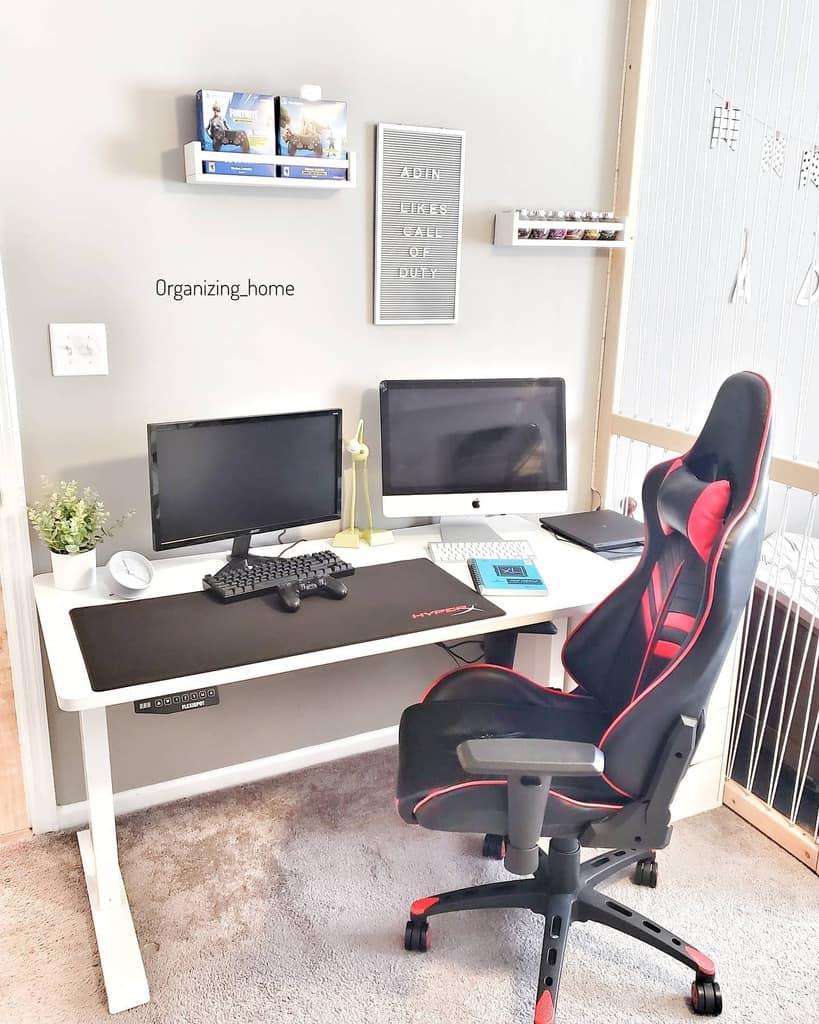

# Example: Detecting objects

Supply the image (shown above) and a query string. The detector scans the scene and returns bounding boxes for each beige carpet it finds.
[1,748,818,1023]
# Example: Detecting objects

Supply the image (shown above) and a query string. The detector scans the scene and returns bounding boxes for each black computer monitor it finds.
[380,379,567,542]
[147,409,342,557]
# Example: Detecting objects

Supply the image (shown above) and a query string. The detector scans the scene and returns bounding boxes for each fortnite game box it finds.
[275,96,348,179]
[196,91,277,154]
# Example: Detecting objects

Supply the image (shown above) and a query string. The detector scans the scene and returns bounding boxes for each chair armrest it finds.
[456,738,605,876]
[457,738,604,777]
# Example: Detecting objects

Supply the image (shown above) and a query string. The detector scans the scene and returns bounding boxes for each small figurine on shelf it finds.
[334,419,394,548]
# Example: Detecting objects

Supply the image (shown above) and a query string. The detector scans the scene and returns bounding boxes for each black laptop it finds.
[539,510,645,552]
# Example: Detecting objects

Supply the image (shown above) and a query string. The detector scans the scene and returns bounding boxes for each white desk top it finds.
[33,516,632,713]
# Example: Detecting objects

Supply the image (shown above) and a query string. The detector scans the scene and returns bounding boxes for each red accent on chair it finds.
[549,790,623,811]
[654,639,681,659]
[601,773,633,798]
[413,780,507,815]
[685,945,716,977]
[640,589,653,638]
[411,896,439,917]
[419,665,463,703]
[534,989,555,1024]
[665,611,695,632]
[630,561,686,700]
[412,779,624,818]
[687,480,731,561]
[421,663,592,704]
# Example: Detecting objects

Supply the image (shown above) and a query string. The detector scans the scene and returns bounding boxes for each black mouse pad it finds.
[70,558,505,692]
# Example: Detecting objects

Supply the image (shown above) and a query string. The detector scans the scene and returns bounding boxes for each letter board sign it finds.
[374,123,465,325]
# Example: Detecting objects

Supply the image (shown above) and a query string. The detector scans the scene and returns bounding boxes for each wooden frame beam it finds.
[0,583,28,835]
[591,0,658,505]
[0,256,57,834]
[724,779,819,874]
[610,413,819,494]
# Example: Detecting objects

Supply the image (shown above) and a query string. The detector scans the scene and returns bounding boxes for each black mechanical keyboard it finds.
[203,549,355,610]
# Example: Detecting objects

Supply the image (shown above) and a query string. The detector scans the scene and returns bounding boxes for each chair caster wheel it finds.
[404,920,430,952]
[634,856,658,887]
[691,979,722,1015]
[482,833,506,859]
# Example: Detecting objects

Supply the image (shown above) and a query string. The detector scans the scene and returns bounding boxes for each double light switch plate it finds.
[49,323,108,376]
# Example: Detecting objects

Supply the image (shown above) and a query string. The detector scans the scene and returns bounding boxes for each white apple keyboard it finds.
[428,539,538,563]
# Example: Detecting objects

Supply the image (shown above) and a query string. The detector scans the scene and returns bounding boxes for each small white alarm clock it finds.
[106,551,154,598]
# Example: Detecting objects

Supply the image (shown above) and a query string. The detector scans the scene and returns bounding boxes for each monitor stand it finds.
[213,533,282,581]
[439,516,502,543]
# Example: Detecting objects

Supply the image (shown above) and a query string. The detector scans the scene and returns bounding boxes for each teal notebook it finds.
[467,558,548,597]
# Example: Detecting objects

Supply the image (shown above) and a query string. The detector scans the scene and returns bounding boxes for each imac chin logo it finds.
[472,498,481,509]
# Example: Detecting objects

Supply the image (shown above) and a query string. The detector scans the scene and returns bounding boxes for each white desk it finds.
[33,515,625,1013]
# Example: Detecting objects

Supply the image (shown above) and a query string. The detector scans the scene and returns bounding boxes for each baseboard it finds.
[0,827,31,846]
[54,725,399,832]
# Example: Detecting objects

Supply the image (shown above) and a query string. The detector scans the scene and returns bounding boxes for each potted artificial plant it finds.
[28,480,130,591]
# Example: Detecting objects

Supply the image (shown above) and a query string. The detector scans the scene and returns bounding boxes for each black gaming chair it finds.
[396,372,772,1023]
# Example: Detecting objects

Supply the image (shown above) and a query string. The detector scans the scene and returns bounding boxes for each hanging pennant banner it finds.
[731,230,752,304]
[374,123,465,325]
[761,133,786,177]
[710,102,741,151]
[798,147,819,189]
[796,262,819,306]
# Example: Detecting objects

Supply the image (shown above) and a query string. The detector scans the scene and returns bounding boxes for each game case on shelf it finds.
[196,91,277,155]
[275,96,348,179]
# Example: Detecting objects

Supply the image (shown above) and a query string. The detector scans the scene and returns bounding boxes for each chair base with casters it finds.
[404,839,720,1021]
[401,714,722,1020]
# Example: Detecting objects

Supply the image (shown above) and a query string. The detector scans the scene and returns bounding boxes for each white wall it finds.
[0,0,627,804]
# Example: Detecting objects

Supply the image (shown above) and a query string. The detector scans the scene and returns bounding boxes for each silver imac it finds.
[379,378,568,542]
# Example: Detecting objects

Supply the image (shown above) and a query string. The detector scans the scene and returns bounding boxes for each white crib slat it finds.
[731,514,789,777]
[790,644,819,824]
[745,498,792,791]
[765,499,817,805]
[768,498,819,804]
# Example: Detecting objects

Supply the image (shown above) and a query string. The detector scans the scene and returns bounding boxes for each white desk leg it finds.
[562,616,580,691]
[513,619,568,686]
[78,707,150,1013]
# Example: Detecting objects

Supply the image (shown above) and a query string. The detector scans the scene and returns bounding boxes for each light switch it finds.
[49,323,108,376]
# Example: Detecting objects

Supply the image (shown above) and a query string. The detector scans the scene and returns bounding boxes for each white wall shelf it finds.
[493,210,627,248]
[183,141,356,190]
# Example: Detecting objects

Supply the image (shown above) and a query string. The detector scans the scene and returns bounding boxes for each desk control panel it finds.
[134,688,220,715]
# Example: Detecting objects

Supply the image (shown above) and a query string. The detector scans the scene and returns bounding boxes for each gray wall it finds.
[0,0,627,805]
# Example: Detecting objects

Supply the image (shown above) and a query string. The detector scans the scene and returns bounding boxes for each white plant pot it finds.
[51,549,97,591]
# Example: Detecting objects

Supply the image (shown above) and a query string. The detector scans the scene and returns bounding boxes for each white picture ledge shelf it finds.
[183,141,357,190]
[493,210,627,248]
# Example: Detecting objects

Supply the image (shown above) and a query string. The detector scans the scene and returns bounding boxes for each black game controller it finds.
[277,575,349,613]
[209,126,250,153]
[284,126,323,157]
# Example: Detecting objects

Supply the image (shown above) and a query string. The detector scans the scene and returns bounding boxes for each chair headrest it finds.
[657,461,731,562]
